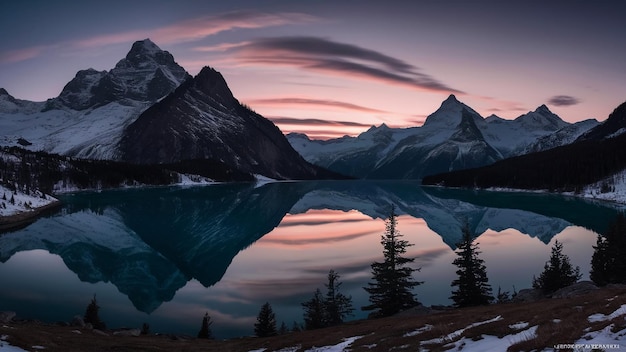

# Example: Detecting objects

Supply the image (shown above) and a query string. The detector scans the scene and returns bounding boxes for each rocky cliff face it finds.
[120,66,336,180]
[46,39,190,111]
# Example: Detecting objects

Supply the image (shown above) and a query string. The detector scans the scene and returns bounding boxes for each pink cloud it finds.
[0,45,51,64]
[73,11,317,48]
[248,97,389,114]
[4,11,317,64]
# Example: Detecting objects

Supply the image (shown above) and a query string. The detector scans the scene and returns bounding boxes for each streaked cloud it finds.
[261,229,373,246]
[77,11,318,48]
[0,45,52,64]
[268,116,372,128]
[230,36,463,94]
[248,97,389,113]
[3,10,317,64]
[548,95,581,107]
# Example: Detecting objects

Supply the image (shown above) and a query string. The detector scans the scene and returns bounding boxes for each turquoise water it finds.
[0,181,622,338]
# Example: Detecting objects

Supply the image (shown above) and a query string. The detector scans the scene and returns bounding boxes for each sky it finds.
[1,0,625,139]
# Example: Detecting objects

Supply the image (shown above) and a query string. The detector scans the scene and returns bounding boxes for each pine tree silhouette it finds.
[254,302,277,337]
[591,214,626,286]
[533,240,581,294]
[197,312,214,339]
[84,294,106,330]
[363,204,422,317]
[450,222,493,307]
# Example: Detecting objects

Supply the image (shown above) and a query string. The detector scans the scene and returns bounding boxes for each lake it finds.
[0,180,623,338]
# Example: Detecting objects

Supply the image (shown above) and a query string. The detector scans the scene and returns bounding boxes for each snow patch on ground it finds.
[404,324,433,337]
[440,325,538,352]
[421,315,503,345]
[508,322,529,330]
[0,335,28,352]
[575,324,626,348]
[249,336,363,352]
[588,304,626,323]
[576,169,626,204]
[0,185,57,217]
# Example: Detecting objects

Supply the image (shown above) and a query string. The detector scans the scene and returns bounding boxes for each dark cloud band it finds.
[548,95,581,106]
[231,36,463,94]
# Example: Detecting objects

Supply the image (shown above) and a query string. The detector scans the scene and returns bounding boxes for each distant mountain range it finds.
[422,101,626,192]
[1,38,623,186]
[0,39,337,181]
[288,95,599,179]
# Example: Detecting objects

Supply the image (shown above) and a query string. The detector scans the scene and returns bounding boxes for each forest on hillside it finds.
[0,146,253,195]
[422,132,626,193]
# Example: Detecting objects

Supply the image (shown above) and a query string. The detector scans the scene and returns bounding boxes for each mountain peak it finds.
[0,88,9,96]
[423,94,481,129]
[192,66,237,107]
[442,94,460,107]
[536,104,551,113]
[128,39,161,57]
[515,104,567,131]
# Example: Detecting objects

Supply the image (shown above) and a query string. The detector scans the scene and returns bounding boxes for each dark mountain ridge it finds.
[119,66,342,180]
[288,95,597,179]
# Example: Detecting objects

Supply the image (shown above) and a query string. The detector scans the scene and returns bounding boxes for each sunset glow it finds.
[2,1,625,139]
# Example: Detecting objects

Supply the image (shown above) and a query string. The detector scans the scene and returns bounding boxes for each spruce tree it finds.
[533,240,581,294]
[84,294,106,330]
[197,312,213,339]
[278,321,288,335]
[302,288,326,330]
[254,302,277,337]
[363,204,422,318]
[590,214,626,286]
[324,270,354,326]
[450,223,493,307]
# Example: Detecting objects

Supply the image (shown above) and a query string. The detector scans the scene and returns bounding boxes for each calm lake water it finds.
[0,180,623,338]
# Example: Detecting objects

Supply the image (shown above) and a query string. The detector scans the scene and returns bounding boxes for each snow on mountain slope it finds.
[288,95,596,179]
[0,39,189,159]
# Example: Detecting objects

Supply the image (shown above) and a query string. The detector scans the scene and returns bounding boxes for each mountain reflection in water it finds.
[0,181,621,337]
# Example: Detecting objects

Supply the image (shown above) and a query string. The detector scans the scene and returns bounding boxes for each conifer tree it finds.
[533,240,581,294]
[324,269,354,326]
[278,321,288,335]
[590,214,626,286]
[302,288,326,330]
[197,312,213,339]
[291,321,302,332]
[363,204,422,317]
[254,302,277,337]
[84,294,106,330]
[450,223,493,307]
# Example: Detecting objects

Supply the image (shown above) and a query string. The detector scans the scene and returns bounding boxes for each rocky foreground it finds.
[1,283,626,352]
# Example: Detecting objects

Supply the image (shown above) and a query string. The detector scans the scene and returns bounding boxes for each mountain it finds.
[422,101,626,193]
[0,39,189,160]
[0,39,340,181]
[45,39,190,111]
[576,101,626,141]
[288,95,598,179]
[119,66,338,179]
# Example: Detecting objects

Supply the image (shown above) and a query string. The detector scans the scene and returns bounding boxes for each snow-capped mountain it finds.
[287,95,598,179]
[0,39,335,180]
[119,66,336,179]
[45,38,190,111]
[0,39,189,160]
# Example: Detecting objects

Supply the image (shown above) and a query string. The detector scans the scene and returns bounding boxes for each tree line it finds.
[0,146,254,196]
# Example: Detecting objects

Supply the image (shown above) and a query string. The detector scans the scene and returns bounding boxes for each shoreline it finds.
[0,200,62,232]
